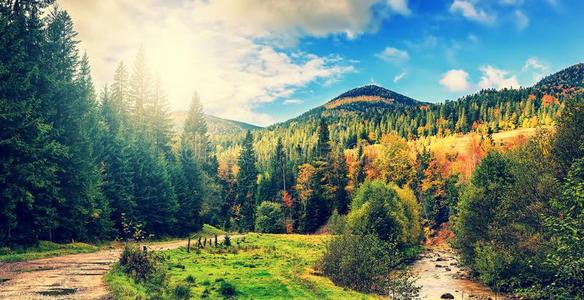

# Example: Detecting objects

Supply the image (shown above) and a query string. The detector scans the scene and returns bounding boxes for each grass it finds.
[198,224,226,236]
[0,240,102,262]
[107,233,378,299]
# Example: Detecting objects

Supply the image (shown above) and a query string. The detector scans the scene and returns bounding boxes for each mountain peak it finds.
[325,85,421,109]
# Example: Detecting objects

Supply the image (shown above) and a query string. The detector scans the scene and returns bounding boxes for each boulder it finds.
[440,293,455,299]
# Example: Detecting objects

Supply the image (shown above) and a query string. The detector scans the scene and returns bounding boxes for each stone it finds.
[440,293,455,299]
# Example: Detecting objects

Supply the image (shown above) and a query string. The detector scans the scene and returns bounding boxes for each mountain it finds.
[171,111,260,135]
[325,85,423,109]
[273,85,424,128]
[534,63,584,95]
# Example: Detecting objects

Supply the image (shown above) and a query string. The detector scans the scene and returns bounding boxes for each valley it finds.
[2,1,584,299]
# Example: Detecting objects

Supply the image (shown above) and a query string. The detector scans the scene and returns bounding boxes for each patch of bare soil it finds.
[0,240,188,300]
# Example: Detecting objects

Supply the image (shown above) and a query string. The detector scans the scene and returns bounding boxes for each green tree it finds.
[347,180,409,246]
[236,131,258,231]
[255,201,285,233]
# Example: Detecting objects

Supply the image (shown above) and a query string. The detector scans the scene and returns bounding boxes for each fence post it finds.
[187,236,191,253]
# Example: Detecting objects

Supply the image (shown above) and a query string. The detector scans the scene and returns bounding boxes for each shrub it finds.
[223,235,231,247]
[327,210,346,235]
[320,233,400,293]
[218,281,237,297]
[185,275,195,284]
[347,180,408,245]
[119,244,167,285]
[173,284,191,299]
[254,202,285,233]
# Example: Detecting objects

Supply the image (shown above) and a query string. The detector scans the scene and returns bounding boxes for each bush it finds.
[218,281,237,297]
[173,284,191,299]
[347,180,408,245]
[327,210,346,235]
[320,233,400,293]
[254,202,285,233]
[119,244,167,285]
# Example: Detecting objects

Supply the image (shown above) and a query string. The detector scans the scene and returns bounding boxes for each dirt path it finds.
[411,245,506,299]
[0,238,215,300]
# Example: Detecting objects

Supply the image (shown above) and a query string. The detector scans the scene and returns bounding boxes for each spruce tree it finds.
[99,86,136,236]
[44,9,108,241]
[0,0,62,245]
[183,93,209,166]
[236,131,258,231]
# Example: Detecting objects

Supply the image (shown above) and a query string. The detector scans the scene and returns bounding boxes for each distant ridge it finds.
[171,111,260,135]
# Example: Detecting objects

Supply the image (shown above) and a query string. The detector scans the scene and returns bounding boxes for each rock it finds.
[445,267,452,271]
[436,257,446,262]
[435,264,443,268]
[440,293,455,299]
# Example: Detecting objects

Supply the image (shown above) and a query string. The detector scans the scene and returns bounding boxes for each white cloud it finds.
[376,47,410,63]
[449,0,495,25]
[523,57,546,71]
[57,0,367,125]
[283,99,304,105]
[515,10,529,31]
[523,57,548,84]
[387,0,411,16]
[478,65,520,90]
[393,71,407,82]
[196,0,411,41]
[500,0,524,5]
[439,69,470,92]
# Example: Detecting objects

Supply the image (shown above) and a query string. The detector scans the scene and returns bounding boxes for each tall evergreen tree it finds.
[183,93,209,166]
[99,86,136,236]
[44,8,108,241]
[236,131,258,231]
[330,149,349,214]
[147,76,173,158]
[0,0,62,245]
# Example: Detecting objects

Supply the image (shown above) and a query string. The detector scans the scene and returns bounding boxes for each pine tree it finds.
[130,138,178,236]
[173,138,203,235]
[0,0,62,245]
[44,9,108,241]
[236,131,258,231]
[99,86,136,236]
[330,149,349,214]
[183,93,209,166]
[147,76,173,158]
[129,47,151,131]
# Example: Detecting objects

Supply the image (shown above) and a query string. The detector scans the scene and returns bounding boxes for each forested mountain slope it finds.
[215,63,584,171]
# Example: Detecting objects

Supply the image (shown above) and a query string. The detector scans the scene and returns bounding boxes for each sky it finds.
[58,0,584,126]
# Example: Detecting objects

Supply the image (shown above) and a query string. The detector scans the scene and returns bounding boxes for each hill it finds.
[534,63,584,95]
[171,111,260,135]
[325,85,423,109]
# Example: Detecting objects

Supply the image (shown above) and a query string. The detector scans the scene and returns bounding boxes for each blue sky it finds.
[60,0,584,126]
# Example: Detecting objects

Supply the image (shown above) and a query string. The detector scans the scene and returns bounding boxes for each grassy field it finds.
[106,234,377,299]
[0,240,101,262]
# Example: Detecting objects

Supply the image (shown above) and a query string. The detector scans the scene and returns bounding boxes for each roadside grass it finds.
[0,241,104,263]
[107,233,378,299]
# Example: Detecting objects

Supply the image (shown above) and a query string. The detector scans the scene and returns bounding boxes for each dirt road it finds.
[0,240,189,300]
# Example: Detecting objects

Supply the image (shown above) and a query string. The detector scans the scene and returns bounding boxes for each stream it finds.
[411,245,506,300]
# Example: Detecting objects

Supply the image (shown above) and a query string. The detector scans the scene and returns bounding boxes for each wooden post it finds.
[204,238,207,248]
[198,237,202,249]
[143,245,147,253]
[214,234,218,247]
[187,236,191,253]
